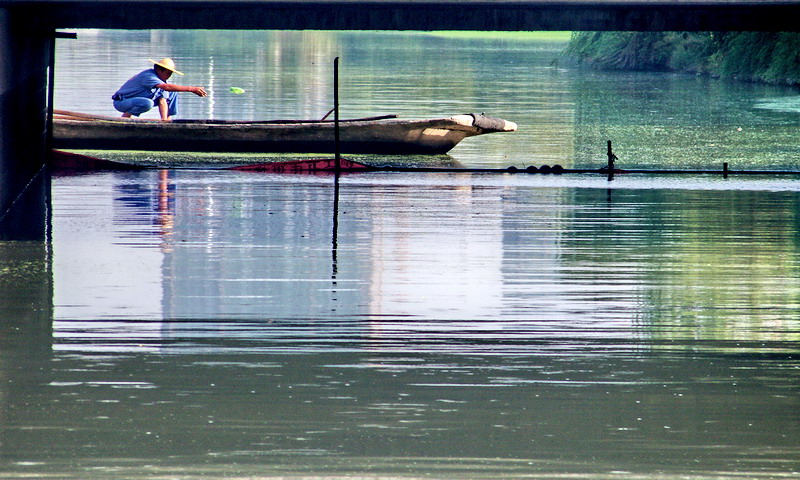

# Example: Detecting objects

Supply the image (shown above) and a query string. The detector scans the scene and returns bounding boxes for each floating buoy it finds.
[552,164,564,174]
[229,87,245,94]
[539,164,552,173]
[526,165,538,173]
[507,166,518,172]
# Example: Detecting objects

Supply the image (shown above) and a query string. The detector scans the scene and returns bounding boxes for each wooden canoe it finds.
[52,110,517,155]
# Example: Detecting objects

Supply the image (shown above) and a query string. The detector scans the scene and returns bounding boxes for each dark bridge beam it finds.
[9,1,800,32]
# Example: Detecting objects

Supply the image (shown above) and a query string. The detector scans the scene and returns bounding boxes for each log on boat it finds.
[52,110,517,155]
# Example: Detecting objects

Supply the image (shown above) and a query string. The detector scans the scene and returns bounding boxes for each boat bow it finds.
[450,114,517,133]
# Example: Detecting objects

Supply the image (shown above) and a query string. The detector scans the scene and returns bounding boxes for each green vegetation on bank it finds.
[567,32,800,85]
[427,31,572,42]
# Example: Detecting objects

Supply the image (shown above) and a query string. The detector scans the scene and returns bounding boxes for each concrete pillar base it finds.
[0,8,50,239]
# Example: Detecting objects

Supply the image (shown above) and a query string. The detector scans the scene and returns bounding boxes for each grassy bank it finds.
[567,32,800,86]
[427,31,572,42]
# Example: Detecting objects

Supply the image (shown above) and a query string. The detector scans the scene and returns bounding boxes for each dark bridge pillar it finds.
[0,9,50,240]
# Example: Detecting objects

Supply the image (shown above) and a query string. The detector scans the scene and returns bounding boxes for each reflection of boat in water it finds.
[53,110,517,155]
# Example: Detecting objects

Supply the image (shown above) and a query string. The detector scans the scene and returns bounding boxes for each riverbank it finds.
[567,32,800,86]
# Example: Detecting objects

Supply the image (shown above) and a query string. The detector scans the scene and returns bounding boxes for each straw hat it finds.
[148,57,184,75]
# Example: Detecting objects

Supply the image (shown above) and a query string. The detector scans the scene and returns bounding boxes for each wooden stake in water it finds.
[607,140,615,181]
[334,57,341,173]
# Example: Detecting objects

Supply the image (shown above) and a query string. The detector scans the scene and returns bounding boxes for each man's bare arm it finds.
[156,83,208,97]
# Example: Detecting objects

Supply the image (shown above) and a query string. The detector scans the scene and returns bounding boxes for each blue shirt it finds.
[113,68,167,101]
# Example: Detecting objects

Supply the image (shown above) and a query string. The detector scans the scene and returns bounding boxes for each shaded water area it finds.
[1,31,800,478]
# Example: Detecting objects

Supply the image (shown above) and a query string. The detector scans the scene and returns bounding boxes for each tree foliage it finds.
[567,32,800,85]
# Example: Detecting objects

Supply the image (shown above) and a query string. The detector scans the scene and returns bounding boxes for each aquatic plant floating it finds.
[229,87,245,94]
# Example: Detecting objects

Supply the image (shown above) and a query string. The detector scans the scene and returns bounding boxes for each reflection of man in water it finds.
[112,58,207,122]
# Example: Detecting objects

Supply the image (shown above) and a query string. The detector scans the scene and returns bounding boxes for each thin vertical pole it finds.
[331,174,340,279]
[332,57,341,284]
[333,57,341,173]
[607,140,615,181]
[723,162,729,178]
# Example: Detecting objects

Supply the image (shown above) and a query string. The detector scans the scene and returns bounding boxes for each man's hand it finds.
[190,86,208,97]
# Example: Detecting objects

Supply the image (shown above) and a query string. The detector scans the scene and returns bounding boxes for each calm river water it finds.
[0,30,799,479]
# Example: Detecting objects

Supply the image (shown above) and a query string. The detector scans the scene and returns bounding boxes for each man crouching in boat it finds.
[112,58,207,122]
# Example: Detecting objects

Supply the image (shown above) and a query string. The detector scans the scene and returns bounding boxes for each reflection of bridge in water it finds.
[2,0,800,235]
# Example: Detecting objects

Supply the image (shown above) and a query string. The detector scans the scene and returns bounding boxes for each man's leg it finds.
[157,97,170,121]
[113,98,154,117]
[166,91,179,118]
[157,92,180,121]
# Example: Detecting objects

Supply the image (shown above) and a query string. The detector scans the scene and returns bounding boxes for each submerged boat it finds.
[52,110,517,155]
